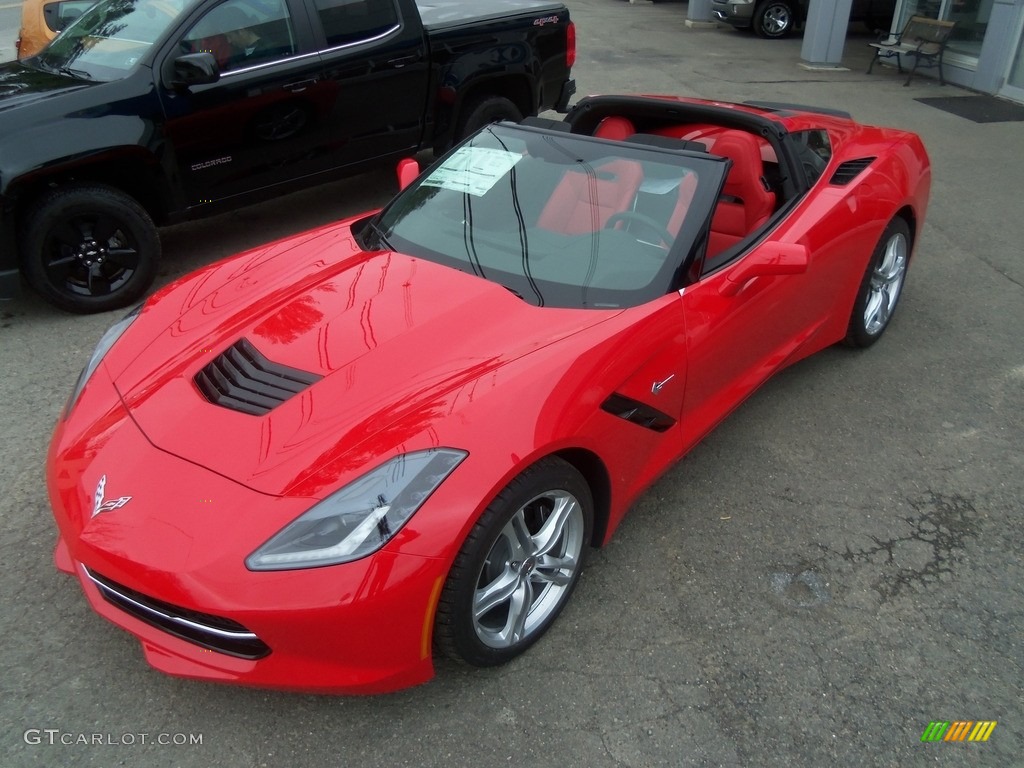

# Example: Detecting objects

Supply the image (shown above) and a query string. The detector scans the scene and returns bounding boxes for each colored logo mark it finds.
[921,721,997,742]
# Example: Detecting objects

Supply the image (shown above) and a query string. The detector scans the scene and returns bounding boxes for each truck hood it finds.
[0,61,93,109]
[113,226,616,498]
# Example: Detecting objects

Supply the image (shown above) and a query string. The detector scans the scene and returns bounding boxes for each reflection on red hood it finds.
[113,222,616,498]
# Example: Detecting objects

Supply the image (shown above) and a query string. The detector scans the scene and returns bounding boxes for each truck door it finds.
[307,0,430,166]
[160,0,337,208]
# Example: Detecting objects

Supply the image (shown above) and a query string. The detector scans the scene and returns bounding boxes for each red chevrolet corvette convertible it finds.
[47,95,930,693]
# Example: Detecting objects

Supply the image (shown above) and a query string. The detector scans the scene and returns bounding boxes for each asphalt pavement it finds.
[1,1,1022,766]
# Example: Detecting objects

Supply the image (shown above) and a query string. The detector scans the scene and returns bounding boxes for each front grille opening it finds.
[195,338,322,416]
[85,569,271,660]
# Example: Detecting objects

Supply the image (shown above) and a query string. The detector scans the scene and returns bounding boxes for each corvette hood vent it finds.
[829,157,876,186]
[194,338,322,416]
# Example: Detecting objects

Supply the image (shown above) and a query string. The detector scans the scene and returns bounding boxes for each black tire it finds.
[844,217,911,348]
[434,457,593,667]
[21,184,159,314]
[753,0,797,38]
[455,95,523,143]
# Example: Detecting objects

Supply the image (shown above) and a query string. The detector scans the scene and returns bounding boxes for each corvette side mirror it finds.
[720,242,809,296]
[397,158,419,190]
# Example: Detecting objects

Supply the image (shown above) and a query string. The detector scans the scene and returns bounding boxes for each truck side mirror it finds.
[171,53,220,90]
[396,158,419,190]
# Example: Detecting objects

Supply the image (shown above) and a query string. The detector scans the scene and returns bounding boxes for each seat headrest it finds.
[593,116,636,141]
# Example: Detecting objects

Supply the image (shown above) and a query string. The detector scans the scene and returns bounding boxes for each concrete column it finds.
[687,0,716,24]
[800,0,855,67]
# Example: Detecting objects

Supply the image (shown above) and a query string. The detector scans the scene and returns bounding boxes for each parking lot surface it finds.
[1,2,1021,766]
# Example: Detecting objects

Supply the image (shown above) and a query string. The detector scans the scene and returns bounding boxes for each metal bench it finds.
[867,16,956,86]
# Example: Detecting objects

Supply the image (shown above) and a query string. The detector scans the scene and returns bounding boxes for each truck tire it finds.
[22,184,160,314]
[455,96,523,143]
[753,0,796,38]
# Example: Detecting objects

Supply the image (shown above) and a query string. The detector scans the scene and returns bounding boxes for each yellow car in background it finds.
[15,0,96,58]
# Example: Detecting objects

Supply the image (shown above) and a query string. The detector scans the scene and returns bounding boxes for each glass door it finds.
[999,8,1024,103]
[894,0,990,60]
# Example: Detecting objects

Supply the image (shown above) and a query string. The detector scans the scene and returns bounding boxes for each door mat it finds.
[915,95,1024,123]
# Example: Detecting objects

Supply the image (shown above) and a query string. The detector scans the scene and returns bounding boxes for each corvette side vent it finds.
[829,157,876,186]
[194,338,322,416]
[601,393,676,433]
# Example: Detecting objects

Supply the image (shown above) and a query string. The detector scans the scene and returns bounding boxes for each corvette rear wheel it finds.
[845,217,911,347]
[753,0,796,38]
[22,184,159,314]
[435,457,593,667]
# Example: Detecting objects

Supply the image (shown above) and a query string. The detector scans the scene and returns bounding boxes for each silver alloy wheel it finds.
[863,230,908,335]
[473,489,585,649]
[762,4,791,35]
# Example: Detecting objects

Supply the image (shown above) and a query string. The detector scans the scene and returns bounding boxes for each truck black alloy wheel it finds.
[23,185,160,314]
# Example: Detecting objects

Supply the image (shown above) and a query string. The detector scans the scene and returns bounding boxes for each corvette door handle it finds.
[284,78,318,93]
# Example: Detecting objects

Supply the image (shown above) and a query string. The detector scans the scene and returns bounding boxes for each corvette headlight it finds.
[64,305,142,418]
[246,448,468,570]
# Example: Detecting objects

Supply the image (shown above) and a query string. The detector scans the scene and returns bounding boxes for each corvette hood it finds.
[115,233,617,498]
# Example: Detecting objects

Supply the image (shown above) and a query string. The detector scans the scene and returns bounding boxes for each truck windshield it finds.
[35,0,189,81]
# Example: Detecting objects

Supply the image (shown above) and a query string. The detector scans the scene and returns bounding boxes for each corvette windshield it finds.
[374,124,726,309]
[34,0,188,81]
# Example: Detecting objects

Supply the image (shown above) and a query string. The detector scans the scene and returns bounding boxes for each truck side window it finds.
[181,0,296,72]
[314,0,399,48]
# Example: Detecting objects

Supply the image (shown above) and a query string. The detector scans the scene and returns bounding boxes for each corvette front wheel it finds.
[434,457,593,667]
[845,217,911,347]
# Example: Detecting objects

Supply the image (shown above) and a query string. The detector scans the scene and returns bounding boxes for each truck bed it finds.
[416,0,566,30]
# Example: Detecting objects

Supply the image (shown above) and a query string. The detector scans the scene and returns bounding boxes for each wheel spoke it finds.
[91,216,121,247]
[44,253,78,270]
[103,246,140,270]
[86,264,114,296]
[474,566,521,620]
[531,493,578,557]
[502,514,532,560]
[503,579,533,645]
[533,552,576,586]
[864,287,888,332]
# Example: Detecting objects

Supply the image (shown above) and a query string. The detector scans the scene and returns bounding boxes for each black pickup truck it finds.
[0,0,575,312]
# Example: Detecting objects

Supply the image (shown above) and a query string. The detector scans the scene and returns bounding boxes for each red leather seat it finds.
[196,35,232,68]
[593,116,636,141]
[707,130,776,257]
[537,159,644,235]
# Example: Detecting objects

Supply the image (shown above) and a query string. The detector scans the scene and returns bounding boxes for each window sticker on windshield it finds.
[421,147,522,197]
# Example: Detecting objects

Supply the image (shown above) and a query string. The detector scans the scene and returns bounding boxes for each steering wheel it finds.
[603,211,675,249]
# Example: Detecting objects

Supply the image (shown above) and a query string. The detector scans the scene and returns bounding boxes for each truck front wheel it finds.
[22,184,159,314]
[455,96,523,142]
